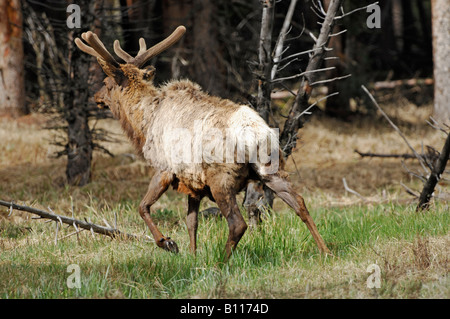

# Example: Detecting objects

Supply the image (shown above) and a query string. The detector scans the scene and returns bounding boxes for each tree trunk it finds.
[401,0,415,56]
[416,0,432,65]
[324,23,350,118]
[190,0,226,96]
[280,0,343,157]
[119,0,153,55]
[416,132,450,211]
[244,0,276,226]
[65,47,93,187]
[377,0,398,68]
[159,0,227,96]
[156,0,191,81]
[256,0,275,124]
[391,0,403,53]
[431,0,450,125]
[0,0,26,116]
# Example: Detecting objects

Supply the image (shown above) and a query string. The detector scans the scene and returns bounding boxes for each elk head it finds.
[74,26,186,109]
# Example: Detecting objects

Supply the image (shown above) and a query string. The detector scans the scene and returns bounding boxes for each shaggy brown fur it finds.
[75,29,330,258]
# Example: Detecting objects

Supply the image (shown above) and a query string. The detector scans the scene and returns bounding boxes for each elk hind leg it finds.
[211,187,247,260]
[261,172,331,255]
[186,195,200,254]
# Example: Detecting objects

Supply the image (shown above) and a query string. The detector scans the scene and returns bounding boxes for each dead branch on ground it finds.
[355,150,416,159]
[342,178,369,202]
[0,200,149,242]
[372,78,433,90]
[354,147,440,166]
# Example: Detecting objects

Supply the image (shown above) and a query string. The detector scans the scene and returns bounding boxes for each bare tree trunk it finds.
[401,0,415,56]
[431,0,450,125]
[256,0,275,124]
[378,0,398,67]
[280,0,343,157]
[416,0,432,64]
[244,0,276,225]
[247,0,344,224]
[65,48,93,187]
[155,0,192,81]
[119,0,153,55]
[324,23,350,118]
[190,0,226,96]
[159,0,226,95]
[416,132,450,211]
[0,0,26,116]
[391,0,403,53]
[63,0,101,187]
[23,0,96,186]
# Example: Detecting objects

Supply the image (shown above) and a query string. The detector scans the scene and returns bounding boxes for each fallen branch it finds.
[256,0,275,123]
[0,200,147,241]
[400,182,420,198]
[355,149,416,159]
[355,149,440,169]
[373,78,434,90]
[342,178,368,202]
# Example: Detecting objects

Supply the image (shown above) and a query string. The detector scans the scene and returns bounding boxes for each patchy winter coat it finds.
[74,26,330,258]
[97,69,280,199]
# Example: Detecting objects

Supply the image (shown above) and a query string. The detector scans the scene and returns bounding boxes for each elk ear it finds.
[142,66,155,82]
[97,58,126,85]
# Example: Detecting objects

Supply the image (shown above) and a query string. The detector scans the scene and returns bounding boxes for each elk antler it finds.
[75,31,120,67]
[75,26,186,69]
[113,26,186,68]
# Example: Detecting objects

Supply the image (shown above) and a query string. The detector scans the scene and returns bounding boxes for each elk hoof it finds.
[159,237,179,253]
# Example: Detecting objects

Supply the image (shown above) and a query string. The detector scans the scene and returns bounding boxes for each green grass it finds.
[1,104,448,299]
[0,201,448,298]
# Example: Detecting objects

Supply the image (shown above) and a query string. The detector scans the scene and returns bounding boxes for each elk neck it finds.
[108,81,159,158]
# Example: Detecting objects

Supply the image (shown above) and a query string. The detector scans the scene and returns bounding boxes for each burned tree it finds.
[246,0,364,223]
[417,131,450,211]
[23,0,113,186]
[278,0,348,156]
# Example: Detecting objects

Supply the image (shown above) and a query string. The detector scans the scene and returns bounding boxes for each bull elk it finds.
[74,26,330,259]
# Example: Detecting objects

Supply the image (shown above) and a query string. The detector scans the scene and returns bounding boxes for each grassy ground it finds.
[0,101,448,299]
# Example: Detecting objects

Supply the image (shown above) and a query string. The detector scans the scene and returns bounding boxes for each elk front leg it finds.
[186,195,200,254]
[139,170,178,253]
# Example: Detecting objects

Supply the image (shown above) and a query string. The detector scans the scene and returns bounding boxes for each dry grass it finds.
[284,102,445,204]
[0,101,448,299]
[0,100,447,214]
